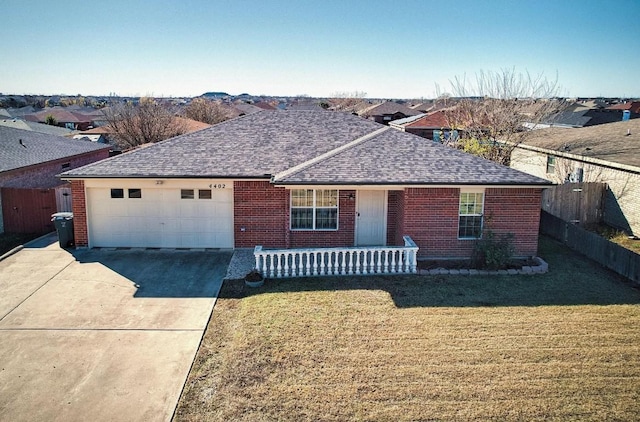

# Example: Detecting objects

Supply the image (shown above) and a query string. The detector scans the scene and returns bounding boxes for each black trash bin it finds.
[51,212,74,248]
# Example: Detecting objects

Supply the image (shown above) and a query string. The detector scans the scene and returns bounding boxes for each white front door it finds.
[355,190,387,246]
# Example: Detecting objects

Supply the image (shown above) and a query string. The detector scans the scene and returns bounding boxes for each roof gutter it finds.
[59,174,272,181]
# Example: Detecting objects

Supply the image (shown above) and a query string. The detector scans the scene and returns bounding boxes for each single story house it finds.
[61,110,550,260]
[358,101,423,125]
[510,118,640,234]
[0,126,110,234]
[390,110,463,142]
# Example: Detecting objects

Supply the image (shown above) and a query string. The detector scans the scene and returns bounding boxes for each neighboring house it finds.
[232,103,263,116]
[77,117,211,149]
[537,101,639,129]
[390,110,463,141]
[254,102,278,111]
[607,101,640,114]
[510,119,640,234]
[23,107,94,130]
[358,101,422,125]
[0,126,110,234]
[408,101,435,113]
[0,118,76,136]
[61,110,550,260]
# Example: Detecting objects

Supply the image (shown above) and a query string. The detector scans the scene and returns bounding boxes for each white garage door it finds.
[87,187,233,248]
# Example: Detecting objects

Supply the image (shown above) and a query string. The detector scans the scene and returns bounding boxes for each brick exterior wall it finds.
[484,188,543,257]
[71,177,542,256]
[0,150,110,189]
[396,187,542,259]
[70,180,88,247]
[233,181,357,248]
[386,190,404,245]
[233,181,288,248]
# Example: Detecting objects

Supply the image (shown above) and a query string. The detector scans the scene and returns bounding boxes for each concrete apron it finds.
[0,236,231,422]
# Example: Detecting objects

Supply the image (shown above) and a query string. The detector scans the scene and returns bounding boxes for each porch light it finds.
[348,193,355,200]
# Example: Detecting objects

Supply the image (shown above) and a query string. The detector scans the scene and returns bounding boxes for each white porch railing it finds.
[254,236,418,278]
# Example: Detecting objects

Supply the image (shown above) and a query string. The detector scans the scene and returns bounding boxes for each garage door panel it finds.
[87,187,234,248]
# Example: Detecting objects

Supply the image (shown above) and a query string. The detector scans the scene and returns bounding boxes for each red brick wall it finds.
[70,180,88,247]
[484,188,543,257]
[397,187,542,259]
[233,181,357,248]
[0,150,110,189]
[386,190,404,245]
[234,181,288,248]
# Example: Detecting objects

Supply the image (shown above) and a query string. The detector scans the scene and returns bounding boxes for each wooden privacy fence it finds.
[1,187,57,234]
[540,211,640,285]
[542,182,606,226]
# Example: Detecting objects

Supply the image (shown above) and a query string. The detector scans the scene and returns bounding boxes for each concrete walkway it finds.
[0,233,232,421]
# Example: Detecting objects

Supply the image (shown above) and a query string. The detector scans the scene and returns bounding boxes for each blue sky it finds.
[1,0,639,98]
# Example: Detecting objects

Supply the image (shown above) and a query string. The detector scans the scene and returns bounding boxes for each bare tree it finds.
[184,98,232,125]
[103,98,187,149]
[441,68,564,166]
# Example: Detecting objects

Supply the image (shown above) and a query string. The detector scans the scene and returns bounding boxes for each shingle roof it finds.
[519,118,640,169]
[405,110,451,128]
[359,101,422,118]
[389,113,426,126]
[62,110,550,186]
[62,111,382,179]
[0,126,110,173]
[0,118,76,136]
[273,127,549,185]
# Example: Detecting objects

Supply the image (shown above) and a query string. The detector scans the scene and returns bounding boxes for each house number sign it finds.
[209,184,226,189]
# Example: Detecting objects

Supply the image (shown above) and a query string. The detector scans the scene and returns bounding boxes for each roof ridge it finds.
[272,126,390,182]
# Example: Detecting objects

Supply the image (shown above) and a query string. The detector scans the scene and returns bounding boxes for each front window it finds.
[459,191,484,239]
[291,189,338,230]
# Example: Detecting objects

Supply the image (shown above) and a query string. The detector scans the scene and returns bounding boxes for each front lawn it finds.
[174,236,640,421]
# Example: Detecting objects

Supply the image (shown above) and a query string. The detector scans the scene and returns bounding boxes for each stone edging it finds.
[418,257,548,276]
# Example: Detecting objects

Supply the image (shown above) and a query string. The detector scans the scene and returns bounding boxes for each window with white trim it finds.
[458,191,484,239]
[290,189,338,230]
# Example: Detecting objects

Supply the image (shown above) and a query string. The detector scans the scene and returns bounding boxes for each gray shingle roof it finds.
[61,110,550,186]
[360,101,423,117]
[0,126,110,174]
[62,110,382,178]
[274,127,550,185]
[520,118,640,169]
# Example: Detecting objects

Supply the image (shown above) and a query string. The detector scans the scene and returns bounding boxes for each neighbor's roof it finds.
[0,118,76,136]
[519,118,640,169]
[405,110,451,129]
[24,108,92,124]
[61,110,550,186]
[606,102,640,113]
[388,113,425,126]
[359,101,422,117]
[0,126,110,174]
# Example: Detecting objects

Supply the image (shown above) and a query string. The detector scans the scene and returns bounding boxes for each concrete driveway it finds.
[0,234,232,421]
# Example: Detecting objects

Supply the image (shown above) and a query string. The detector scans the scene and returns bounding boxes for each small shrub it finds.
[245,269,264,282]
[473,231,515,270]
